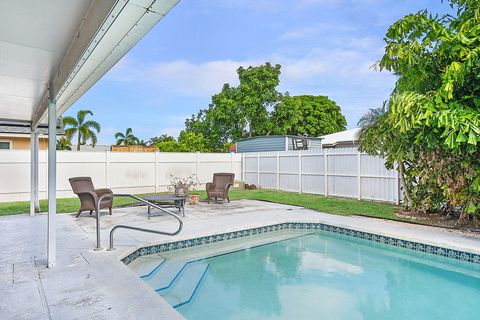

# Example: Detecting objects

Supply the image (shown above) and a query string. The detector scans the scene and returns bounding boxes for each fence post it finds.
[195,152,200,179]
[298,151,302,193]
[257,153,260,187]
[154,152,158,193]
[105,150,110,188]
[324,149,328,196]
[276,152,280,190]
[357,151,361,200]
[241,154,245,182]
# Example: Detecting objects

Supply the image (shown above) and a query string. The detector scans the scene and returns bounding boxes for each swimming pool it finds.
[127,226,480,320]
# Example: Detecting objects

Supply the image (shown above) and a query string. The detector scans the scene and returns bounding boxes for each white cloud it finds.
[107,43,395,129]
[109,46,390,96]
[281,27,322,40]
[108,59,258,97]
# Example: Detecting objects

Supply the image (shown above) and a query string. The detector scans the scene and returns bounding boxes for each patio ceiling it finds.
[0,0,179,126]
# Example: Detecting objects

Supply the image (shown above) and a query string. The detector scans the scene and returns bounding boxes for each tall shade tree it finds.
[63,110,101,151]
[185,63,346,152]
[152,131,208,152]
[147,134,175,146]
[237,63,282,136]
[272,95,347,136]
[186,84,245,151]
[185,63,283,151]
[115,128,140,145]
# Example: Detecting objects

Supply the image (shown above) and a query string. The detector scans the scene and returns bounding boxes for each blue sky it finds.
[67,0,449,145]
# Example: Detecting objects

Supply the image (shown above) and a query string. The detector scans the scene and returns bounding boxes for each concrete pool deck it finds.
[1,199,480,319]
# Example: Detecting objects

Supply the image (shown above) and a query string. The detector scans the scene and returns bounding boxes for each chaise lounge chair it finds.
[69,177,113,218]
[206,173,235,204]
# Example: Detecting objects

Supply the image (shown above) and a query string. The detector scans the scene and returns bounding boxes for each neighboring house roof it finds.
[237,135,322,142]
[321,128,361,147]
[71,145,111,152]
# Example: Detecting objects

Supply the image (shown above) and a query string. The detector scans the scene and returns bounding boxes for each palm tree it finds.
[63,110,101,151]
[56,137,72,150]
[115,128,140,145]
[357,103,388,130]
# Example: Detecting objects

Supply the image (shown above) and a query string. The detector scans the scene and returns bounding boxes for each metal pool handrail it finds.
[95,193,183,250]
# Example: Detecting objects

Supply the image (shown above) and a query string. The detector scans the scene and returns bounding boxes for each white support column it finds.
[34,146,40,211]
[47,99,57,268]
[30,129,39,216]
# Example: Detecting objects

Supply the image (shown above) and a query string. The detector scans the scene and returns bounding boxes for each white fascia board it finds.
[33,0,180,126]
[0,133,49,138]
[32,0,118,127]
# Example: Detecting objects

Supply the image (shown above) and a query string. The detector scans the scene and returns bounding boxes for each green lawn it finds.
[205,189,399,220]
[0,195,139,216]
[0,189,399,221]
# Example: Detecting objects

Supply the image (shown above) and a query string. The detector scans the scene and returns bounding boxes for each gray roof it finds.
[237,135,322,142]
[0,120,63,135]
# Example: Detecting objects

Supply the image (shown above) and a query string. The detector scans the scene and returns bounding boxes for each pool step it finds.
[158,262,210,308]
[128,254,166,278]
[144,260,185,289]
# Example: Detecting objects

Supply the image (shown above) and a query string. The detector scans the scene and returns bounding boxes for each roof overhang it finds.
[0,0,180,128]
[0,119,63,135]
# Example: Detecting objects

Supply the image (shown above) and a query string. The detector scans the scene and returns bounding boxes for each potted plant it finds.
[169,174,199,197]
[189,194,199,205]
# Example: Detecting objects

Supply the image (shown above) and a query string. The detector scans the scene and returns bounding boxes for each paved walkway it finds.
[1,200,479,319]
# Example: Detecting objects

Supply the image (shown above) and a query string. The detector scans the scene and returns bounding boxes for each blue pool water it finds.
[139,231,480,319]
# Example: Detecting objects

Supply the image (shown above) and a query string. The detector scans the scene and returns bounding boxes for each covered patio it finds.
[0,0,180,268]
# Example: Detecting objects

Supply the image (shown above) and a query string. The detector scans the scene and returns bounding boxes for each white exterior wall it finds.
[0,150,241,202]
[243,148,401,204]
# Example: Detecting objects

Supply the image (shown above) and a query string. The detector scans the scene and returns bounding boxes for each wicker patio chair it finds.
[69,177,113,218]
[206,173,235,204]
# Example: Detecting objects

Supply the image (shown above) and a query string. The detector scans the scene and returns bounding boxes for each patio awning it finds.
[0,0,180,268]
[0,0,179,126]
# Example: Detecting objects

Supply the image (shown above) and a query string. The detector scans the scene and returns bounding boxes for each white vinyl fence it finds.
[242,148,401,204]
[0,150,241,202]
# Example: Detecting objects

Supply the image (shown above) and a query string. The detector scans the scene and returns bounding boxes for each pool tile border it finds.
[121,222,480,265]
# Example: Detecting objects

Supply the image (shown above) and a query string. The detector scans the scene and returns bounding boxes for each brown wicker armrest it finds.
[206,182,216,191]
[94,188,113,196]
[76,190,98,201]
